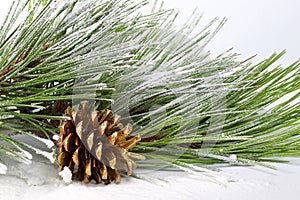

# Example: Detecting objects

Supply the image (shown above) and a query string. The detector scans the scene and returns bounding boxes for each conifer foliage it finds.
[0,0,299,181]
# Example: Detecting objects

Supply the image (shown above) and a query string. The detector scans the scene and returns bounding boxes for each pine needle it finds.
[0,0,299,174]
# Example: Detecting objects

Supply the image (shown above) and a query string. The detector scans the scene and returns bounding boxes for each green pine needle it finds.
[0,0,299,174]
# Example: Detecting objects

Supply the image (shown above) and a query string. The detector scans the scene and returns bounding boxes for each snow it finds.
[18,148,33,160]
[0,163,7,175]
[13,135,57,164]
[58,167,72,184]
[31,147,56,164]
[35,137,55,149]
[5,151,32,165]
[52,134,59,141]
[229,154,237,161]
[0,155,299,200]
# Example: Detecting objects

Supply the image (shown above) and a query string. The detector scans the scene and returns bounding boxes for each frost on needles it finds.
[0,0,299,184]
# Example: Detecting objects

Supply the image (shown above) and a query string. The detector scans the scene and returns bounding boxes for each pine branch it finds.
[0,0,166,167]
[0,0,299,177]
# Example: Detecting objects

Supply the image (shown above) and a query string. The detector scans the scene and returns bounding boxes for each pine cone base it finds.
[58,101,145,184]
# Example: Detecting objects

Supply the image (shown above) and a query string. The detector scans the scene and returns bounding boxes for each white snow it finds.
[31,147,56,164]
[19,148,33,160]
[0,163,7,174]
[52,134,59,141]
[229,154,237,161]
[0,157,300,200]
[5,151,32,165]
[18,135,57,164]
[58,166,72,184]
[33,136,55,149]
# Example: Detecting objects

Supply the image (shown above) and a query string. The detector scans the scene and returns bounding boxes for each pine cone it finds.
[57,101,145,184]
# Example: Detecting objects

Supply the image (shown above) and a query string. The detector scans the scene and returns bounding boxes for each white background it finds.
[162,0,300,65]
[0,1,300,200]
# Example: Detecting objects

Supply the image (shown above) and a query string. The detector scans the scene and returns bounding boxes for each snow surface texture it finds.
[0,154,299,200]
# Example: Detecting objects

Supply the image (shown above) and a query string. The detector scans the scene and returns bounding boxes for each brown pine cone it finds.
[57,101,145,184]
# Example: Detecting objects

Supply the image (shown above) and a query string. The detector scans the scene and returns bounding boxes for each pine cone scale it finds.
[95,143,103,160]
[58,101,145,184]
[62,133,75,152]
[86,132,95,150]
[72,147,81,166]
